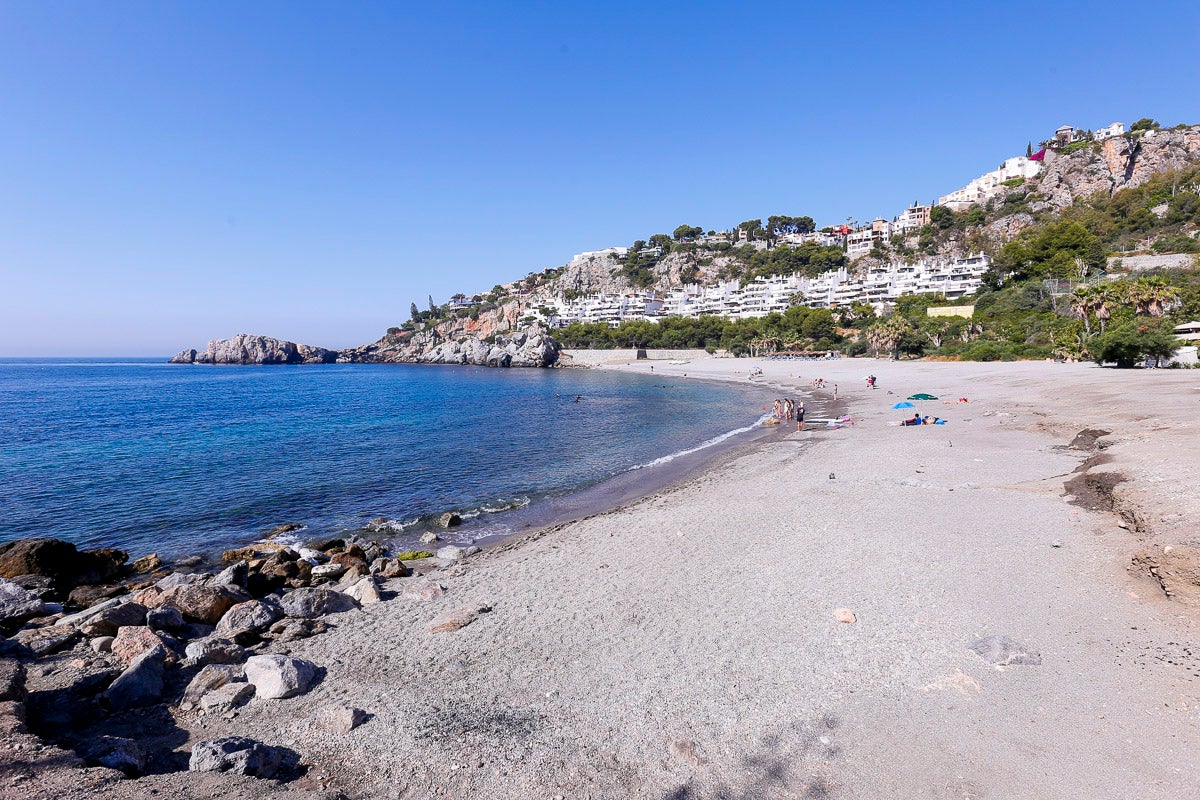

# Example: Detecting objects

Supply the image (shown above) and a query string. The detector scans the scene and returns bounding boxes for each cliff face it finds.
[341,329,559,367]
[1031,125,1200,212]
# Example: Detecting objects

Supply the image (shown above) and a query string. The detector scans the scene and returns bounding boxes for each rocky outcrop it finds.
[338,328,560,368]
[172,327,560,368]
[1031,125,1200,212]
[169,333,337,365]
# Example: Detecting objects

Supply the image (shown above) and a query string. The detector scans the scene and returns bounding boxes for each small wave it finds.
[628,415,769,471]
[457,497,531,520]
[365,517,420,533]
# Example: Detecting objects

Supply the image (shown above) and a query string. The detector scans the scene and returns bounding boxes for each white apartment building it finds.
[550,255,990,327]
[846,218,893,258]
[938,156,1043,211]
[1095,122,1125,140]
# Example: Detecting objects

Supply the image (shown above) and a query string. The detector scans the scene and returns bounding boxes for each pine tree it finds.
[428,295,436,313]
[410,302,419,321]
[1026,141,1033,157]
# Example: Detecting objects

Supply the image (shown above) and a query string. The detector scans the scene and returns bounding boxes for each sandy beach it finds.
[11,357,1200,800]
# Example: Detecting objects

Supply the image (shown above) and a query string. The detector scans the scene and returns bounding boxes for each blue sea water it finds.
[0,359,768,558]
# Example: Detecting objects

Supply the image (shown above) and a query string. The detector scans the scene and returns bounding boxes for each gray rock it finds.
[419,532,440,544]
[12,626,78,655]
[0,659,24,701]
[435,545,479,561]
[146,604,185,633]
[80,602,148,637]
[57,596,124,629]
[184,637,244,666]
[296,547,327,564]
[188,736,284,778]
[103,645,166,710]
[438,513,462,528]
[401,579,445,601]
[214,599,281,644]
[342,576,382,605]
[244,654,317,699]
[0,578,48,629]
[428,602,492,633]
[279,587,357,619]
[314,704,367,734]
[181,663,242,707]
[310,563,346,581]
[969,634,1042,666]
[199,681,255,714]
[211,560,248,588]
[90,636,115,654]
[81,735,147,775]
[156,571,203,590]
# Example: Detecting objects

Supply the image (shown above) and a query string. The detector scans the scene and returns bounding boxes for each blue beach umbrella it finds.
[892,401,915,409]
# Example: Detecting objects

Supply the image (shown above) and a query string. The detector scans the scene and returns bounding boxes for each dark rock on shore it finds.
[103,645,166,710]
[189,736,287,778]
[0,538,128,597]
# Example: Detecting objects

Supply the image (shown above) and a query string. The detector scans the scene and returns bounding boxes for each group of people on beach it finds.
[771,397,806,431]
[901,414,945,426]
[866,374,877,390]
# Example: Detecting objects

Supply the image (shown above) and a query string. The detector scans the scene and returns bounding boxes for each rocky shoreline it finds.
[169,330,560,368]
[0,527,481,790]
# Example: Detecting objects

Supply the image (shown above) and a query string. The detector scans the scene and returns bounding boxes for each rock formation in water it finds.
[170,334,337,365]
[170,329,559,368]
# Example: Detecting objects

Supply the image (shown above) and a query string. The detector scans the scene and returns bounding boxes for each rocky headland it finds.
[170,330,560,368]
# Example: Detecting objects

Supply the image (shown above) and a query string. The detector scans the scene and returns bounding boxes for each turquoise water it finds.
[0,359,767,558]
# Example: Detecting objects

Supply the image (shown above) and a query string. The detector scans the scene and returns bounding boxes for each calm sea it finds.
[0,359,768,558]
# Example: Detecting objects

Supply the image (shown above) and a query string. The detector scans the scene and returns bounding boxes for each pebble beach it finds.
[6,356,1200,800]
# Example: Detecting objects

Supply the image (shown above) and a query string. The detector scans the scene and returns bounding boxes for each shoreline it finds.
[8,356,1200,799]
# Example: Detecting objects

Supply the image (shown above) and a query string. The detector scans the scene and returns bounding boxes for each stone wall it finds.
[1107,254,1196,272]
[559,348,714,366]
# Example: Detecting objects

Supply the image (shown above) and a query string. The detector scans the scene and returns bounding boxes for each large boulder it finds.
[0,538,79,583]
[189,736,284,778]
[199,681,255,715]
[103,645,166,710]
[80,736,147,775]
[181,663,242,707]
[0,578,48,631]
[157,584,247,625]
[183,637,244,666]
[214,599,281,643]
[278,587,356,619]
[80,602,148,638]
[244,654,317,700]
[0,538,127,590]
[111,626,172,664]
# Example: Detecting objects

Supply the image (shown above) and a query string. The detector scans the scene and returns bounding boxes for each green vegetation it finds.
[555,305,844,356]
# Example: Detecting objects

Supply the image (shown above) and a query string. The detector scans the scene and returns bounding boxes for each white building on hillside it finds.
[893,202,932,233]
[938,156,1042,211]
[1096,122,1125,140]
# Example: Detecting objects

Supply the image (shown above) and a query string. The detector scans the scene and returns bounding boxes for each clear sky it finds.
[2,1,1198,355]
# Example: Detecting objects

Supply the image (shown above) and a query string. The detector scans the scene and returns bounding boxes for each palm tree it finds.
[1127,276,1181,317]
[1070,285,1097,334]
[866,316,913,359]
[1093,285,1120,333]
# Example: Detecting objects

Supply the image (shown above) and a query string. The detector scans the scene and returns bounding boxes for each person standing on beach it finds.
[833,383,838,400]
[796,400,805,432]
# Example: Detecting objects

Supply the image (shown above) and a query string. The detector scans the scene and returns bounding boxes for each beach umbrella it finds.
[907,393,939,400]
[892,401,915,409]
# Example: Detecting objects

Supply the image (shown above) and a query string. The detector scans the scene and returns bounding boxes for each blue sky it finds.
[2,1,1198,355]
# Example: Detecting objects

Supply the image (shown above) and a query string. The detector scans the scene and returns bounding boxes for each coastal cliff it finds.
[170,330,559,368]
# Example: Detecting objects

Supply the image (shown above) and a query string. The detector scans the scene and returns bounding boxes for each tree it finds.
[647,233,674,253]
[428,295,436,313]
[866,316,913,359]
[930,205,956,230]
[410,302,420,322]
[1026,141,1033,157]
[1092,321,1177,367]
[1123,276,1180,317]
[737,219,765,240]
[1130,118,1160,133]
[673,224,703,241]
[1070,286,1097,334]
